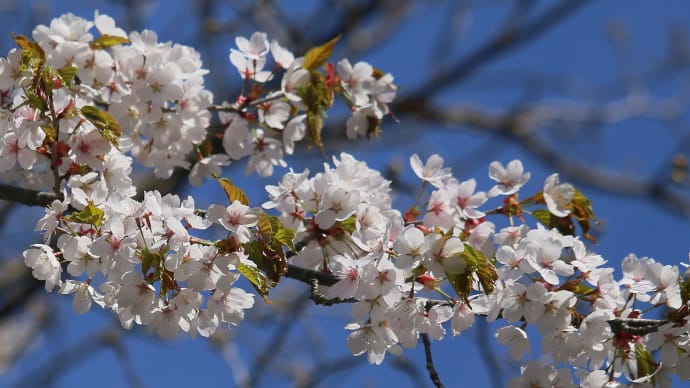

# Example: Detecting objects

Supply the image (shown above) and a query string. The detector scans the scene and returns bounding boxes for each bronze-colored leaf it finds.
[302,35,340,71]
[212,173,250,206]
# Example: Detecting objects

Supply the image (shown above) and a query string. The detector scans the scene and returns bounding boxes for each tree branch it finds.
[244,290,311,387]
[308,277,358,306]
[421,333,444,388]
[11,327,143,388]
[285,263,338,287]
[416,101,690,218]
[0,183,61,207]
[393,0,593,113]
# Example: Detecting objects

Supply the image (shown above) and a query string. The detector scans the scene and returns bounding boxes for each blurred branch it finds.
[100,330,145,388]
[0,295,49,374]
[416,98,690,217]
[296,354,364,388]
[394,0,593,112]
[390,354,429,388]
[0,183,61,207]
[0,264,42,320]
[474,317,505,388]
[12,327,144,388]
[244,289,311,387]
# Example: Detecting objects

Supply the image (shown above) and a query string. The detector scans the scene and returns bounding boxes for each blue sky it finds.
[2,1,690,387]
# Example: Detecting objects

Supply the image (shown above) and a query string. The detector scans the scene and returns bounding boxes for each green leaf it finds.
[306,108,324,151]
[633,345,658,383]
[252,213,290,282]
[90,34,130,50]
[460,244,497,296]
[297,71,335,153]
[531,209,552,227]
[267,215,296,252]
[447,272,473,304]
[238,262,273,302]
[257,212,273,239]
[250,213,294,283]
[57,66,79,88]
[63,201,104,227]
[243,240,265,268]
[212,173,249,206]
[339,215,357,234]
[302,35,340,71]
[23,87,48,111]
[12,34,45,73]
[140,248,155,277]
[80,106,121,147]
[681,279,690,306]
[569,188,599,243]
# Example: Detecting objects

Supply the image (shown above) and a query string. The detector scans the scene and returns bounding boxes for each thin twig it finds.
[309,278,357,306]
[421,333,444,388]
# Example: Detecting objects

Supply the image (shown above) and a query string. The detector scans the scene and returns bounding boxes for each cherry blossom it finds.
[496,325,531,360]
[314,186,361,229]
[328,254,366,299]
[233,32,270,59]
[488,159,531,197]
[23,244,62,292]
[543,173,575,217]
[410,153,452,188]
[7,14,690,386]
[337,59,375,106]
[206,201,261,243]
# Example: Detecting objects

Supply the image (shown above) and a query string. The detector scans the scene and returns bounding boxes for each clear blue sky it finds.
[1,1,690,387]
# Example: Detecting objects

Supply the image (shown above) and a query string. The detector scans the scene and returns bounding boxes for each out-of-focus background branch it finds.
[1,1,689,387]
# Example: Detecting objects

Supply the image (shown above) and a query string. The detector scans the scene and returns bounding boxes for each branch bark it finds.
[421,333,444,388]
[0,183,61,207]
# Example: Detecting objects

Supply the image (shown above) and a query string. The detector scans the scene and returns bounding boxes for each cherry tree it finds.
[1,3,690,388]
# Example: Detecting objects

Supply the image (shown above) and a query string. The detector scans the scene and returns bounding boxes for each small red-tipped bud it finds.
[415,224,431,234]
[66,162,83,176]
[403,206,419,223]
[244,111,257,122]
[463,217,485,234]
[416,274,436,289]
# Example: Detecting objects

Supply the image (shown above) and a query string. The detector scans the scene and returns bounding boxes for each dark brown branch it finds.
[0,183,61,207]
[286,263,338,287]
[421,333,444,388]
[309,278,357,306]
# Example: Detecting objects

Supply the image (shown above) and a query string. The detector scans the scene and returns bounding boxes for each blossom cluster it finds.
[0,12,389,339]
[0,12,212,188]
[5,12,690,387]
[24,190,261,339]
[219,31,397,177]
[264,153,690,386]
